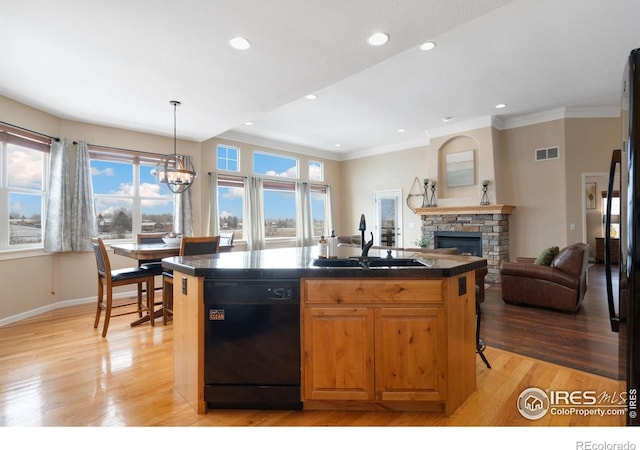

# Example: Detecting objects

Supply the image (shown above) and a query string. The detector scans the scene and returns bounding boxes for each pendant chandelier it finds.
[156,100,196,193]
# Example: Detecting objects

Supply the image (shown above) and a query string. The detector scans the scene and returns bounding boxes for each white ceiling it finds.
[1,0,639,160]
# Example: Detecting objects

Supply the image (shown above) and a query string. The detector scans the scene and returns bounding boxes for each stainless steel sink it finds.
[311,257,429,268]
[311,258,362,267]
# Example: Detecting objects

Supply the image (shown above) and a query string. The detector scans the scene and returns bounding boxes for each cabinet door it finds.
[303,307,374,401]
[374,307,446,402]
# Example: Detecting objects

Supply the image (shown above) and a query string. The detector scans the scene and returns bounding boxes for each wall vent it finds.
[535,146,560,161]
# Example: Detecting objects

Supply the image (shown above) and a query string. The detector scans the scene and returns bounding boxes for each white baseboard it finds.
[0,291,139,327]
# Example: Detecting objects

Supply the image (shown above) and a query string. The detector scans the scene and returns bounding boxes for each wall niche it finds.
[437,135,479,201]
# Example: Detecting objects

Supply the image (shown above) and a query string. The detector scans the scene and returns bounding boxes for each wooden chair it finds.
[136,232,167,317]
[218,231,235,252]
[163,236,220,324]
[91,237,156,337]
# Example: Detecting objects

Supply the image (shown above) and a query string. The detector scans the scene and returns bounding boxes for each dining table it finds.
[110,242,181,327]
[110,242,181,261]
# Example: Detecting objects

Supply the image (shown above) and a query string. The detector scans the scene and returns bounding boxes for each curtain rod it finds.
[74,141,164,157]
[0,120,60,142]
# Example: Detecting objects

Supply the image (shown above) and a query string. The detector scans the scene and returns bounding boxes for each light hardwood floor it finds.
[0,299,626,427]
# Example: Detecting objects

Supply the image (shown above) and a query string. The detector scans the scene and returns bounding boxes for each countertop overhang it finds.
[162,246,487,279]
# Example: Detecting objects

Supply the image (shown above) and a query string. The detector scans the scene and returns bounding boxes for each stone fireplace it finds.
[415,205,515,283]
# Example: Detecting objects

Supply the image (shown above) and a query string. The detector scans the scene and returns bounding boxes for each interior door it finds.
[374,190,402,248]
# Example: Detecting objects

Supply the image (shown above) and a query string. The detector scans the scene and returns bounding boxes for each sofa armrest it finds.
[514,257,536,264]
[501,261,578,289]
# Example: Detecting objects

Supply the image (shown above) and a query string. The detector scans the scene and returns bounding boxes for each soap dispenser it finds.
[318,234,328,258]
[328,230,338,259]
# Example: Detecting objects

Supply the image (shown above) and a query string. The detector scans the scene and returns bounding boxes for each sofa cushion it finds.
[534,246,559,265]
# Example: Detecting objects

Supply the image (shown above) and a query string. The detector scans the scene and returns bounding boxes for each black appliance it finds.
[203,278,302,410]
[605,47,640,426]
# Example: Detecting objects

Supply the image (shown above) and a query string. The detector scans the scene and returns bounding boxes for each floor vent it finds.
[535,146,560,161]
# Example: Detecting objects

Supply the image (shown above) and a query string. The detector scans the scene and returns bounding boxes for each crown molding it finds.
[216,130,340,160]
[217,106,621,161]
[495,106,620,130]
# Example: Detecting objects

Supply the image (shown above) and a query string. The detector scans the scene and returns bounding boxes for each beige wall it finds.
[0,94,623,324]
[339,145,428,247]
[498,119,568,257]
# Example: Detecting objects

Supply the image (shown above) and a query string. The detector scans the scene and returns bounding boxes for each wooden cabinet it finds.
[375,307,446,402]
[301,275,475,414]
[303,306,374,401]
[595,237,619,264]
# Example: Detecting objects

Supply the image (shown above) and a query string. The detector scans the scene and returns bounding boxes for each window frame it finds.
[216,174,245,242]
[253,151,299,179]
[262,179,297,242]
[89,146,174,242]
[216,144,240,172]
[0,124,50,251]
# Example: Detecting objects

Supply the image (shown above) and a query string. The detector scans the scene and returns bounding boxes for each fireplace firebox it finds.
[434,231,482,256]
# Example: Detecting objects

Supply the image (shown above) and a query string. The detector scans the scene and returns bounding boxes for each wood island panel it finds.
[172,273,206,414]
[304,279,444,304]
[301,274,476,414]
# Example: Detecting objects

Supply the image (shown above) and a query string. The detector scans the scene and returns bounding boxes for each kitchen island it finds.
[162,245,486,415]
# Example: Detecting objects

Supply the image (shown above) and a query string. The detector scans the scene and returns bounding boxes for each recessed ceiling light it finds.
[229,36,251,50]
[420,41,436,51]
[495,103,507,109]
[443,116,453,122]
[367,32,389,46]
[397,128,406,133]
[244,121,254,126]
[305,94,317,100]
[334,144,341,148]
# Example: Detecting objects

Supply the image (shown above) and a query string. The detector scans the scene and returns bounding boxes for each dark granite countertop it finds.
[162,246,487,279]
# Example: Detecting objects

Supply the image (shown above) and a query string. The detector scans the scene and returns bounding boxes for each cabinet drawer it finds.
[303,279,443,305]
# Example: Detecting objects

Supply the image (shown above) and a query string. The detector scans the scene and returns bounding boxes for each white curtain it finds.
[44,139,97,252]
[174,187,194,237]
[295,181,313,247]
[207,171,219,236]
[244,176,265,250]
[325,184,334,237]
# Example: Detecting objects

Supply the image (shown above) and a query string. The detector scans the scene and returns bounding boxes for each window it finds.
[602,190,620,238]
[309,160,323,181]
[0,125,49,250]
[217,175,244,241]
[217,144,239,172]
[263,180,296,239]
[310,184,328,237]
[90,149,173,240]
[254,151,298,179]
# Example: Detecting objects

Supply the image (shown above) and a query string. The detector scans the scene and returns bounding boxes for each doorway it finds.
[374,189,402,248]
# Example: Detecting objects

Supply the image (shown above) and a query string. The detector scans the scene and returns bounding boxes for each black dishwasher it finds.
[203,278,302,410]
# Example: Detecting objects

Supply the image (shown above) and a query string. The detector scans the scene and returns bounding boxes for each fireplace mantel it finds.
[415,204,515,216]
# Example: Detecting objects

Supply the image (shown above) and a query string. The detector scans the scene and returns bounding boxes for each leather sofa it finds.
[500,243,590,312]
